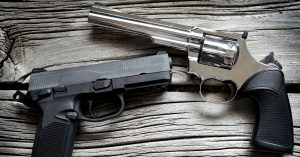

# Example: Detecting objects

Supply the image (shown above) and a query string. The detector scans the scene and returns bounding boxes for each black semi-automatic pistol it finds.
[88,3,293,153]
[14,53,172,157]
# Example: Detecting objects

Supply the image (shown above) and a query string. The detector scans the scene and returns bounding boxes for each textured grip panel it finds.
[243,69,294,153]
[32,119,78,157]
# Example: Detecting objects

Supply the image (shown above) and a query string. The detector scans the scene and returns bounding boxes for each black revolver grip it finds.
[242,69,294,153]
[32,116,79,157]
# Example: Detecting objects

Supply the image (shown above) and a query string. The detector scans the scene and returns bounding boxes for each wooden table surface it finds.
[0,0,299,156]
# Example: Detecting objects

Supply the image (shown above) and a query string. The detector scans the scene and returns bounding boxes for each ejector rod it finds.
[88,2,203,52]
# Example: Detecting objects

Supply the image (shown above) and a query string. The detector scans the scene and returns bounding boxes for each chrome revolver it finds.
[88,3,293,153]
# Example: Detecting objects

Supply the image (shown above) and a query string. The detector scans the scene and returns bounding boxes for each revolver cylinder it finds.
[88,3,239,71]
[199,34,239,69]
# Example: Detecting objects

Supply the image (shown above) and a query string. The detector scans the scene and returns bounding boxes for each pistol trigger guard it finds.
[76,93,125,122]
[92,92,125,121]
[115,92,125,116]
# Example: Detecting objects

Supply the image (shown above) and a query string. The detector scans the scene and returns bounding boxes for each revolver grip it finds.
[242,69,294,153]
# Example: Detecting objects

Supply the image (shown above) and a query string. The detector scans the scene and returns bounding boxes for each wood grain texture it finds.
[0,0,299,84]
[0,91,299,156]
[0,0,299,156]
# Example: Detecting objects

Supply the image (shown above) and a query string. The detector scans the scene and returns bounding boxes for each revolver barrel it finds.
[88,2,202,52]
[88,3,238,70]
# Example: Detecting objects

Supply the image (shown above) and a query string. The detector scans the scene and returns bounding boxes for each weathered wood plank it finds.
[0,1,299,84]
[0,28,12,80]
[0,1,299,156]
[0,91,299,156]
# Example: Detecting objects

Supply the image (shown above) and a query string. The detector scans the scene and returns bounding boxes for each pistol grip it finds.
[242,69,294,153]
[32,97,80,157]
[32,117,79,157]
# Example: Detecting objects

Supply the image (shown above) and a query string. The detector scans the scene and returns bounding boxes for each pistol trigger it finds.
[116,93,125,110]
[87,100,96,119]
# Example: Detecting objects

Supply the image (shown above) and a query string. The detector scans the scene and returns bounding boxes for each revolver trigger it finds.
[224,82,237,101]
